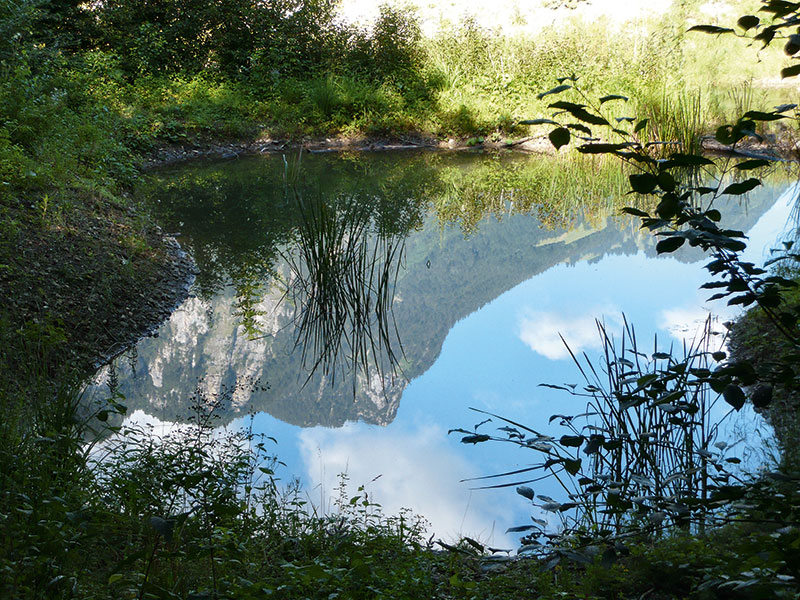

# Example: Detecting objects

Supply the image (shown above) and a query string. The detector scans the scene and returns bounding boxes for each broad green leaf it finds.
[461,434,490,444]
[721,178,761,195]
[782,63,800,78]
[549,127,570,150]
[722,384,746,410]
[629,173,658,194]
[599,94,628,104]
[621,207,650,217]
[559,435,584,447]
[519,118,560,125]
[688,25,734,34]
[537,84,571,99]
[658,172,676,192]
[566,122,592,135]
[549,101,608,125]
[516,486,535,500]
[737,15,760,30]
[785,33,800,55]
[506,525,538,533]
[656,236,686,253]
[577,143,632,154]
[751,385,773,408]
[734,158,771,170]
[741,110,786,121]
[754,28,776,47]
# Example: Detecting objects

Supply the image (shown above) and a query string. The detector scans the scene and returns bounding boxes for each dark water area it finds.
[87,151,797,544]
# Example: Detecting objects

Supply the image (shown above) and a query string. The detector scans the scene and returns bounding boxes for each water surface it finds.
[90,151,796,546]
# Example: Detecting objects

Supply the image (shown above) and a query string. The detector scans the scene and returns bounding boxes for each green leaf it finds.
[516,486,535,500]
[566,122,592,135]
[737,15,760,30]
[577,143,632,154]
[549,101,608,125]
[599,94,628,104]
[622,207,650,217]
[721,178,761,195]
[461,434,490,444]
[549,127,570,150]
[519,118,560,125]
[656,236,686,253]
[722,384,746,411]
[688,25,734,34]
[741,110,787,121]
[559,435,584,447]
[782,63,800,78]
[563,458,581,475]
[662,153,714,168]
[734,158,771,170]
[658,172,676,192]
[629,173,658,194]
[634,118,649,133]
[506,525,538,533]
[537,84,571,99]
[108,574,124,585]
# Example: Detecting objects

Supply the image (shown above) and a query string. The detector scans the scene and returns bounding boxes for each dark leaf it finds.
[734,158,771,171]
[566,122,593,135]
[506,525,538,533]
[519,118,560,125]
[741,110,786,122]
[721,178,761,195]
[463,537,485,552]
[549,127,571,150]
[563,458,582,475]
[516,486,535,500]
[629,173,658,194]
[782,63,800,78]
[658,172,676,192]
[634,118,649,133]
[622,206,650,217]
[560,435,584,447]
[599,94,628,104]
[656,236,686,254]
[577,143,632,154]
[722,384,746,411]
[737,15,760,30]
[461,434,491,444]
[688,25,734,34]
[537,84,572,99]
[751,385,773,408]
[549,101,609,125]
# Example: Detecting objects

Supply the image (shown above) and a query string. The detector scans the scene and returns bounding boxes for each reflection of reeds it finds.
[284,190,406,390]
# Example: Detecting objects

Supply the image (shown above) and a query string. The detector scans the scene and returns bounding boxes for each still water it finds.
[90,151,797,547]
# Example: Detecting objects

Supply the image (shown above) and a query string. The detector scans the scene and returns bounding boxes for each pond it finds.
[88,150,797,548]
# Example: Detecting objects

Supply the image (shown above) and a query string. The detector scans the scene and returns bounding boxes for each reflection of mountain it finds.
[91,155,782,428]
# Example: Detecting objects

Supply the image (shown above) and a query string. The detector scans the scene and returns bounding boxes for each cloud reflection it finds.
[518,308,622,360]
[298,423,516,547]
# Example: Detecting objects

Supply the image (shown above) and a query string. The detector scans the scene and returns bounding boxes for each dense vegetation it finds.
[2,0,800,598]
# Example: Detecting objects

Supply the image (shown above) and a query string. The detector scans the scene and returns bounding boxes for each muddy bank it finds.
[0,194,197,388]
